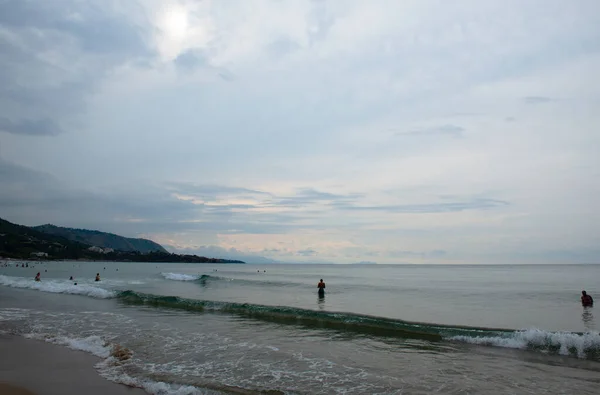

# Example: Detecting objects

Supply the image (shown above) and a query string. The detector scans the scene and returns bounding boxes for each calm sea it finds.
[1,261,599,394]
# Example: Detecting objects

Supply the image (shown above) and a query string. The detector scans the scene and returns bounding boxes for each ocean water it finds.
[0,261,599,394]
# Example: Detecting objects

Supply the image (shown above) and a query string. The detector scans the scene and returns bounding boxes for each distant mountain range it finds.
[0,218,243,263]
[33,224,167,254]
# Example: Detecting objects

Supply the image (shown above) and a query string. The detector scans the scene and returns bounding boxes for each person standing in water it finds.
[581,291,594,307]
[95,273,101,282]
[34,272,41,282]
[317,279,326,296]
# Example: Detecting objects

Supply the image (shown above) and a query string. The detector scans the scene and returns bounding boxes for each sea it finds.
[0,261,599,395]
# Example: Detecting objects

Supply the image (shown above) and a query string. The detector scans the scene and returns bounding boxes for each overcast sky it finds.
[1,0,599,264]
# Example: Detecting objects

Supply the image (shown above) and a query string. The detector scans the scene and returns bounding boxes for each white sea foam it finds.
[0,308,31,322]
[98,367,212,395]
[25,333,212,394]
[0,275,115,299]
[161,272,199,281]
[450,328,600,359]
[30,334,113,358]
[95,278,146,287]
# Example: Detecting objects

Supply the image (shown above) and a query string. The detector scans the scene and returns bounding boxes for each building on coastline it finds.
[87,246,114,254]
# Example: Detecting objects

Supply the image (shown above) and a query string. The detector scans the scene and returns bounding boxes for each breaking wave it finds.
[450,328,600,359]
[160,272,302,288]
[0,275,115,299]
[160,272,202,282]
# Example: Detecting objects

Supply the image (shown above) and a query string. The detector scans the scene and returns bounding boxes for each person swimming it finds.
[34,272,41,282]
[581,291,594,307]
[69,276,73,280]
[317,279,326,296]
[95,273,101,282]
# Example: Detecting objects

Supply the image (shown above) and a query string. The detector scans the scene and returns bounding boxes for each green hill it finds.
[33,224,168,253]
[0,218,98,259]
[0,218,244,263]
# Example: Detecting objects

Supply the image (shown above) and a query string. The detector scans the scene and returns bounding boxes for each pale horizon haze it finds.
[1,0,599,264]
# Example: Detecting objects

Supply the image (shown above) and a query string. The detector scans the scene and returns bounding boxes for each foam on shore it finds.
[22,333,218,394]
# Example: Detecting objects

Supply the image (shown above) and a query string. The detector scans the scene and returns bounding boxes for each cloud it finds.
[0,156,200,232]
[394,124,465,138]
[333,198,509,214]
[273,188,362,208]
[218,70,236,82]
[0,157,56,185]
[388,250,448,259]
[165,182,271,199]
[523,96,554,104]
[166,245,277,264]
[306,2,336,45]
[297,248,318,256]
[0,0,154,137]
[174,48,209,71]
[267,38,302,57]
[173,47,237,80]
[0,156,508,235]
[0,117,65,136]
[0,0,150,55]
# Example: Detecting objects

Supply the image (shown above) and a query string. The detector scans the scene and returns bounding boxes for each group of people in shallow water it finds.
[316,278,594,307]
[34,272,101,284]
[22,269,599,308]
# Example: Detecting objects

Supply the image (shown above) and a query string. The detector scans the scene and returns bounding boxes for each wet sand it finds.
[0,335,147,395]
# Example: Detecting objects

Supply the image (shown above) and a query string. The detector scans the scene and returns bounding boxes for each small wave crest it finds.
[450,328,600,359]
[116,290,443,341]
[0,275,115,299]
[161,272,202,281]
[159,273,299,288]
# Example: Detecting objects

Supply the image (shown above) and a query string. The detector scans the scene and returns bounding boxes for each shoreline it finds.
[0,334,147,395]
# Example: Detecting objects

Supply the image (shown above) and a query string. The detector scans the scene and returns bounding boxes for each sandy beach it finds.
[0,335,147,395]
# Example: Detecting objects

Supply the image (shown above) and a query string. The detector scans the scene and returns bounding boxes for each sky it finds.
[1,0,599,264]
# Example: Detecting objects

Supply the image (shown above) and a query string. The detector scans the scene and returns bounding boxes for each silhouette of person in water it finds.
[581,291,594,307]
[317,279,326,297]
[34,272,41,282]
[95,273,101,282]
